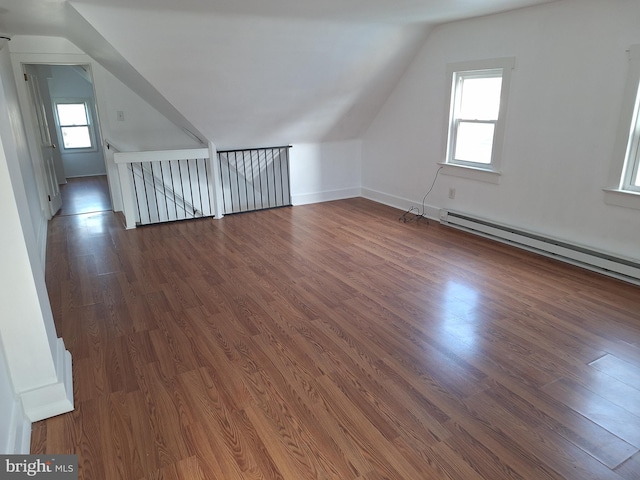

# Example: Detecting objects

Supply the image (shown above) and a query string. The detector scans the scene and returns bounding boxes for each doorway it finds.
[23,63,111,216]
[58,176,112,216]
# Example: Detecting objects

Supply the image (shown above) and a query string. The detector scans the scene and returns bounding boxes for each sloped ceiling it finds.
[0,0,558,149]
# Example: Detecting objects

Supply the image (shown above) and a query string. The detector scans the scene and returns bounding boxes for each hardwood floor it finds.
[58,175,112,216]
[34,198,640,479]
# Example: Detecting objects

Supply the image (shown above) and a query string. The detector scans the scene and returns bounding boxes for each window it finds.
[449,71,503,165]
[54,101,94,150]
[622,99,640,192]
[605,45,640,209]
[617,49,640,194]
[441,57,514,184]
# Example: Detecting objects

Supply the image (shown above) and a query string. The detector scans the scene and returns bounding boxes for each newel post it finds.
[208,141,224,219]
[114,152,138,229]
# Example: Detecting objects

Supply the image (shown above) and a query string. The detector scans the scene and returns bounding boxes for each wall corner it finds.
[19,338,73,423]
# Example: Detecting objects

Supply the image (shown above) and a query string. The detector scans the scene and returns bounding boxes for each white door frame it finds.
[10,52,113,219]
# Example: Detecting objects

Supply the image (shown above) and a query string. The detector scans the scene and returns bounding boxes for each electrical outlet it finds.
[448,188,456,199]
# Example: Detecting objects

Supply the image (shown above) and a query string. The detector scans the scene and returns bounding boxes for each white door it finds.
[24,65,62,216]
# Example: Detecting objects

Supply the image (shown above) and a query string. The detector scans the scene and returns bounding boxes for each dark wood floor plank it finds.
[314,374,438,480]
[244,355,359,480]
[481,379,638,470]
[176,368,271,480]
[470,387,633,477]
[615,451,640,480]
[589,353,640,388]
[58,175,112,216]
[567,366,640,418]
[32,189,640,479]
[542,377,640,448]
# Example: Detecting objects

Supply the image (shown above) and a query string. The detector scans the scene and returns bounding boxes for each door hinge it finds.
[48,195,51,201]
[24,73,28,81]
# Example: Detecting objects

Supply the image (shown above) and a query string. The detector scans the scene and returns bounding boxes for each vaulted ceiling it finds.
[0,0,558,148]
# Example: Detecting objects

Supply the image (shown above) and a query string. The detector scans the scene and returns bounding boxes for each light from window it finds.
[55,102,93,149]
[448,70,503,166]
[622,87,640,192]
[605,44,640,208]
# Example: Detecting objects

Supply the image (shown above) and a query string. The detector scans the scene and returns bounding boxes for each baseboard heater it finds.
[439,210,640,286]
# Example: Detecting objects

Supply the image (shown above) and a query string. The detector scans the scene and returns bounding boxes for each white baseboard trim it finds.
[292,187,361,206]
[37,214,48,268]
[361,188,440,220]
[20,339,73,423]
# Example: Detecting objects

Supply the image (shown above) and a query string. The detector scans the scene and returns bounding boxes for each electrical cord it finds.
[399,166,443,224]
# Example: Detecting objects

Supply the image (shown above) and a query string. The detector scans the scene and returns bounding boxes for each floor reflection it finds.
[439,280,480,354]
[58,175,112,216]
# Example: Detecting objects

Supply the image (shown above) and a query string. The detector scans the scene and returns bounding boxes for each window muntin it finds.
[448,69,504,167]
[55,101,94,150]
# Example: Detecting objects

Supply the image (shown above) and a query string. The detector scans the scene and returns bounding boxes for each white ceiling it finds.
[0,0,560,33]
[0,0,559,148]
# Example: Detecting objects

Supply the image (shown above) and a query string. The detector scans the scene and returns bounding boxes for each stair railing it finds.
[114,146,222,228]
[217,145,291,214]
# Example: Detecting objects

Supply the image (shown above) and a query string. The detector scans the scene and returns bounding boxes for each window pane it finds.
[61,126,92,149]
[454,122,495,164]
[459,76,502,120]
[56,104,88,126]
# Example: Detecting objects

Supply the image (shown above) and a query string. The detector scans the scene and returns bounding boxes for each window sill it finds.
[438,162,502,184]
[603,188,640,210]
[61,146,98,154]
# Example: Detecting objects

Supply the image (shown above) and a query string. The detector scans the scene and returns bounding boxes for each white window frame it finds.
[440,57,515,184]
[604,45,640,210]
[53,98,97,152]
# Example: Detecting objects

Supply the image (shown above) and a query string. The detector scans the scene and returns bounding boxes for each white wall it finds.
[10,35,203,212]
[0,343,21,453]
[90,57,203,211]
[0,39,74,453]
[362,0,640,261]
[290,139,362,205]
[69,3,429,148]
[9,36,200,152]
[92,64,203,152]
